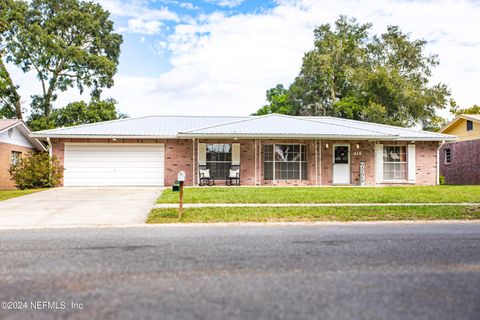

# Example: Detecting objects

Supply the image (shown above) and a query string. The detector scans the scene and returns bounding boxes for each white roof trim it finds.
[440,114,480,133]
[0,121,47,151]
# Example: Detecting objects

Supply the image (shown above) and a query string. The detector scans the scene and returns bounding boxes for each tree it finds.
[256,16,450,128]
[0,0,24,119]
[450,101,480,116]
[28,98,126,130]
[252,84,293,115]
[0,0,122,126]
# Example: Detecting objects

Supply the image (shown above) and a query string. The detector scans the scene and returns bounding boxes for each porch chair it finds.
[199,165,215,186]
[226,165,240,186]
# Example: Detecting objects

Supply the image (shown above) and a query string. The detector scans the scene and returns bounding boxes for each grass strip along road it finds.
[158,186,480,204]
[147,205,480,223]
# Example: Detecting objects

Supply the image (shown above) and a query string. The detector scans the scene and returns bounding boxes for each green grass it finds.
[147,205,480,223]
[0,189,45,201]
[158,186,480,204]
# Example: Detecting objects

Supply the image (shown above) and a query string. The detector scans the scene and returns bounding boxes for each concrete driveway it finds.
[0,187,161,227]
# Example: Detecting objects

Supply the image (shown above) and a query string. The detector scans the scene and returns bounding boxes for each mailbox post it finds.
[177,171,186,218]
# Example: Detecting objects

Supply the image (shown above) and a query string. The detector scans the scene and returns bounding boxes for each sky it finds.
[10,0,480,119]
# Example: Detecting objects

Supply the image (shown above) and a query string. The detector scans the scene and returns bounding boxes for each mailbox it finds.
[172,180,180,192]
[177,170,186,182]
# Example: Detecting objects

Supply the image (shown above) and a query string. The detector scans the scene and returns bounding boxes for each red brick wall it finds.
[50,138,439,187]
[319,140,376,186]
[440,139,480,185]
[415,141,439,185]
[0,142,36,189]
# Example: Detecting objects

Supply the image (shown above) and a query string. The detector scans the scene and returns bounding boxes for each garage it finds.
[64,143,164,186]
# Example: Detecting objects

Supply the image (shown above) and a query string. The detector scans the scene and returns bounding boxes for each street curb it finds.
[0,220,479,230]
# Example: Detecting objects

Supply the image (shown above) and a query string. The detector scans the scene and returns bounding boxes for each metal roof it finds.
[31,116,249,138]
[179,114,394,138]
[31,114,455,141]
[305,116,453,140]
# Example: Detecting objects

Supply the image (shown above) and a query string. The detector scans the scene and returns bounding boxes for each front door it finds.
[333,145,350,184]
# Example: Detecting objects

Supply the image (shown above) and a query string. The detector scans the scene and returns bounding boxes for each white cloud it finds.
[9,0,480,120]
[119,19,163,35]
[97,0,179,21]
[179,2,199,10]
[205,0,245,8]
[103,0,480,118]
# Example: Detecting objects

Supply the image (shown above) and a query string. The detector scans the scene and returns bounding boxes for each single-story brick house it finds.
[31,114,455,187]
[0,120,46,189]
[439,114,480,184]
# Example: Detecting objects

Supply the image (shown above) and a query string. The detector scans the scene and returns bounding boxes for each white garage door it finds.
[64,143,164,186]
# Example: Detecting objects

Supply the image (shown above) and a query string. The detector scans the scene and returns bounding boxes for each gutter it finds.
[29,134,178,140]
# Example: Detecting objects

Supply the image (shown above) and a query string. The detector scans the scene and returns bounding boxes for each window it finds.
[467,120,473,131]
[206,144,232,179]
[444,148,451,164]
[11,151,22,166]
[264,144,307,180]
[383,146,407,181]
[334,146,349,164]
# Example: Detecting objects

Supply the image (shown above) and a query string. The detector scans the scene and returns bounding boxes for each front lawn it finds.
[147,205,480,223]
[158,186,480,204]
[0,189,45,201]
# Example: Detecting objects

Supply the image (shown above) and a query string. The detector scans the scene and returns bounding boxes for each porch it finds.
[190,139,438,187]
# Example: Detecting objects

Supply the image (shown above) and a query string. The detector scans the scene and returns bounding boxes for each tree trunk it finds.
[0,59,23,119]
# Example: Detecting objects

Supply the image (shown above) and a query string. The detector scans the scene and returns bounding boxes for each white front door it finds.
[333,145,350,184]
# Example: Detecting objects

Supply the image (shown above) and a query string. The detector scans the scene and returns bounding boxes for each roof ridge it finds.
[180,114,274,134]
[33,115,252,134]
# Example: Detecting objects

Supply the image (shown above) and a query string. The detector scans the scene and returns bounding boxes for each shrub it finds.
[439,175,446,185]
[9,152,63,189]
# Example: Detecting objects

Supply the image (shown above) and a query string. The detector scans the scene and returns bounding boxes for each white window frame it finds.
[263,144,307,180]
[444,148,452,164]
[11,151,22,166]
[383,145,408,182]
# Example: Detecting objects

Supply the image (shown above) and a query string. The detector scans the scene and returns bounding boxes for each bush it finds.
[9,152,63,189]
[439,175,446,185]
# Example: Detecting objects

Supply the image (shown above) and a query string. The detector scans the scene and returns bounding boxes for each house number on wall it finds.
[353,151,362,156]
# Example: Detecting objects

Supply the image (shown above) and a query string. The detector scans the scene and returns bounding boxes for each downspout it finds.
[254,139,258,186]
[436,140,446,185]
[46,137,53,187]
[46,137,52,157]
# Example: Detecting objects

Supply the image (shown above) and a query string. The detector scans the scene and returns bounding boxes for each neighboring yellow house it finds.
[439,114,480,141]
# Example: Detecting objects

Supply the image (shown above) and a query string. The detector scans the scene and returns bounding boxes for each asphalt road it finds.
[0,223,479,320]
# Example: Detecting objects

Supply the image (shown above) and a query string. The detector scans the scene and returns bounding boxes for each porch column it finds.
[317,139,322,186]
[254,139,258,186]
[258,139,262,186]
[192,138,196,187]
